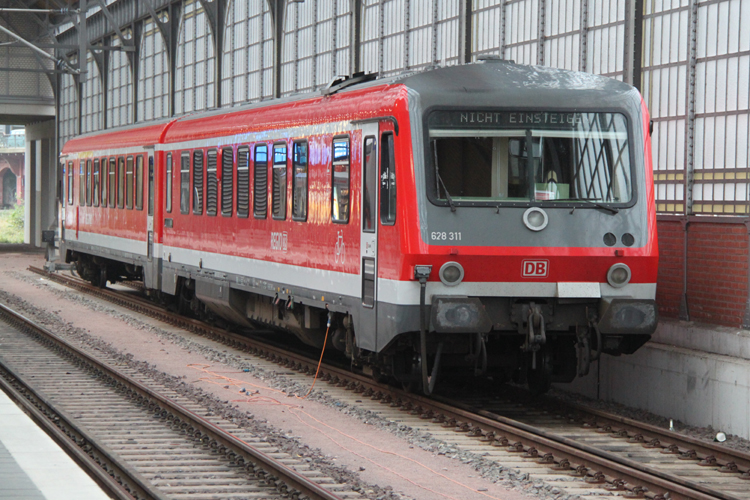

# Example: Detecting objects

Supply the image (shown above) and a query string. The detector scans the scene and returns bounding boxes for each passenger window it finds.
[362,136,377,233]
[254,145,268,218]
[332,137,350,223]
[292,141,308,221]
[100,158,107,207]
[93,159,100,207]
[193,150,204,215]
[180,152,190,214]
[109,158,116,208]
[85,160,92,206]
[117,157,125,208]
[79,161,84,206]
[222,147,234,217]
[67,161,74,205]
[126,156,134,209]
[206,149,218,216]
[272,143,287,220]
[166,153,173,213]
[135,155,144,210]
[380,132,396,225]
[237,146,250,218]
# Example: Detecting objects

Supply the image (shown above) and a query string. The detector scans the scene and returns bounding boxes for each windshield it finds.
[428,111,632,205]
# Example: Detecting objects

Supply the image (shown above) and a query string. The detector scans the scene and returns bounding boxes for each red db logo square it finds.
[522,260,549,277]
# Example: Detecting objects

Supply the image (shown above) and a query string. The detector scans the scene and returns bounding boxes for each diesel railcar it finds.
[57,61,658,394]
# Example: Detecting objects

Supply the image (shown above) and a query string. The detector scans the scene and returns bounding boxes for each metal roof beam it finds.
[0,23,78,74]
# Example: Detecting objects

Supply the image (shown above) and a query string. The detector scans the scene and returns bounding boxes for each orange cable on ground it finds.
[302,322,330,398]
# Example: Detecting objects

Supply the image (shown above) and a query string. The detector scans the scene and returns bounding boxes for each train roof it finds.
[392,60,640,111]
[61,61,640,155]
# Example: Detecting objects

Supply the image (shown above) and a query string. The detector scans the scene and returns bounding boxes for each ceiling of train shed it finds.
[0,1,79,125]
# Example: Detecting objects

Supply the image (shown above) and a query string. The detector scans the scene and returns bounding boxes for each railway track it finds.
[27,266,750,500]
[0,300,358,500]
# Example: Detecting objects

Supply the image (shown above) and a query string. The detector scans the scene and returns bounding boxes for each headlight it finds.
[607,263,631,288]
[439,261,464,286]
[523,207,548,231]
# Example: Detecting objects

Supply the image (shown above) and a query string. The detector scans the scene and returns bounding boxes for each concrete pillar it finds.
[24,140,31,244]
[35,140,42,245]
[24,120,57,248]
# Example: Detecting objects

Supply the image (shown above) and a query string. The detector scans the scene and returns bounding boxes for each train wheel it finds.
[91,267,107,288]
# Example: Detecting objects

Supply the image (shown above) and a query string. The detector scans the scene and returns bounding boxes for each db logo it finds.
[522,260,549,277]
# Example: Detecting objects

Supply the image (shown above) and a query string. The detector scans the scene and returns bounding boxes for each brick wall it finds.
[656,218,750,327]
[655,220,684,319]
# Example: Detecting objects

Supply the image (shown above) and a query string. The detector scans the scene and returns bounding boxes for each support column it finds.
[35,140,42,246]
[24,139,32,244]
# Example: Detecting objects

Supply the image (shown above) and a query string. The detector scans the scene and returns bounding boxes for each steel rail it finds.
[0,366,138,500]
[566,402,750,473]
[0,299,344,500]
[29,266,740,500]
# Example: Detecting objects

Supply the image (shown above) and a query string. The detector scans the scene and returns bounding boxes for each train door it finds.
[145,155,160,289]
[358,123,379,351]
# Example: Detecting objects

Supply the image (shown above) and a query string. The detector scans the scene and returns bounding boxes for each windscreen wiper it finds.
[553,198,619,215]
[432,143,456,212]
[437,173,457,212]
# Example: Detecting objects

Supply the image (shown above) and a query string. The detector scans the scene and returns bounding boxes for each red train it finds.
[58,62,658,394]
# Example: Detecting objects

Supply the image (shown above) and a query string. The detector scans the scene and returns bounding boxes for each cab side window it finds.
[380,132,396,225]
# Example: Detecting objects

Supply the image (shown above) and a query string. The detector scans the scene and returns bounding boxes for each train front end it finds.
[391,63,658,393]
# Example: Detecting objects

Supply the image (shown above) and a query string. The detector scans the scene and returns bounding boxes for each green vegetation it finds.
[0,203,24,243]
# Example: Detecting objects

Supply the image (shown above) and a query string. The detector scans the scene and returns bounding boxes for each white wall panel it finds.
[59,70,78,147]
[108,38,133,127]
[642,0,689,214]
[362,0,458,76]
[81,53,102,134]
[223,0,273,105]
[472,0,503,58]
[138,18,169,121]
[690,0,750,214]
[586,0,626,78]
[281,0,352,96]
[504,0,538,64]
[544,0,581,71]
[175,0,215,115]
